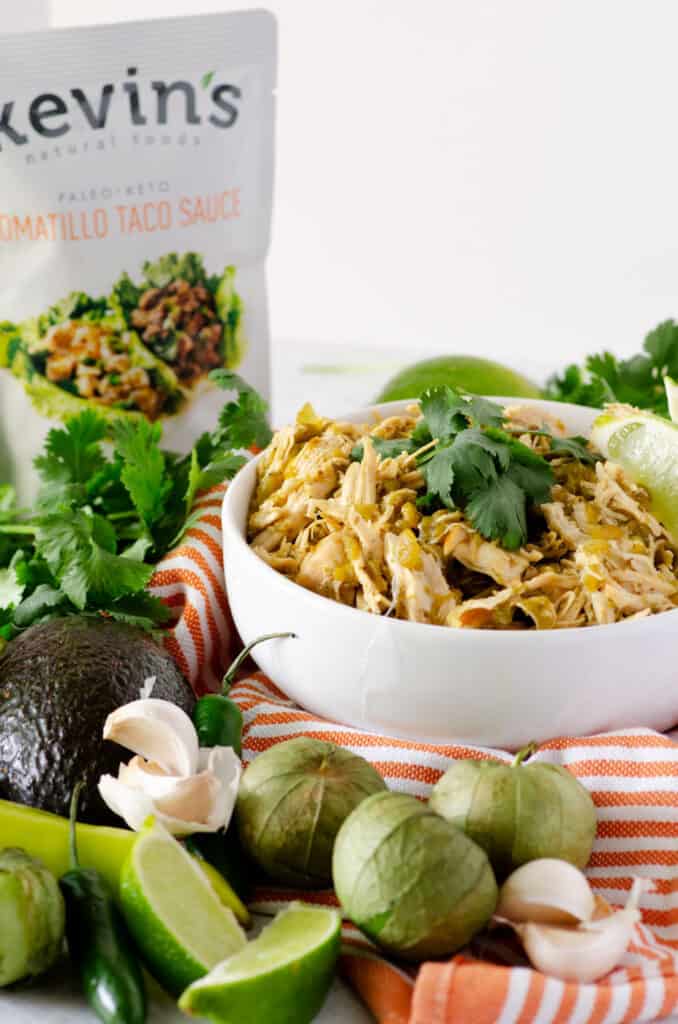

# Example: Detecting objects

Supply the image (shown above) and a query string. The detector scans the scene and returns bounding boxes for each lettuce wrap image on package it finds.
[0,10,276,497]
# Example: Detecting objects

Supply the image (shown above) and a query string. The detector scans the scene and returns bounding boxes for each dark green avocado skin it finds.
[0,617,195,823]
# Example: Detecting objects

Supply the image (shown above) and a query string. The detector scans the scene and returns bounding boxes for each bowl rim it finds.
[222,396,678,640]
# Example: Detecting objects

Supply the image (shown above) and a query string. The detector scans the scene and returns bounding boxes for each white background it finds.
[8,1,678,393]
[38,0,678,387]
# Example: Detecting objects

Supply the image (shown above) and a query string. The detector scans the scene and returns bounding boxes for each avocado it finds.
[0,617,195,823]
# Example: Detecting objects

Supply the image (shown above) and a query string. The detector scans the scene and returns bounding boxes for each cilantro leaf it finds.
[0,606,14,649]
[0,563,24,610]
[466,475,528,550]
[13,584,68,628]
[643,320,678,379]
[546,318,678,418]
[35,512,153,610]
[184,449,246,514]
[210,370,273,449]
[420,386,505,439]
[448,428,510,489]
[545,362,614,409]
[410,419,433,447]
[419,447,457,508]
[34,410,107,486]
[492,432,554,505]
[549,435,597,465]
[103,593,173,632]
[419,387,467,441]
[112,418,172,529]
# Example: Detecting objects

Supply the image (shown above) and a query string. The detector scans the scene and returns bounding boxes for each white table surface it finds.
[3,344,676,1023]
[2,961,373,1024]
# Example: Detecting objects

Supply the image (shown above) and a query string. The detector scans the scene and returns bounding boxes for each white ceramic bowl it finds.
[222,398,678,749]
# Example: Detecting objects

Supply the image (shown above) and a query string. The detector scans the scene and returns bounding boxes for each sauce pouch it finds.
[0,10,276,497]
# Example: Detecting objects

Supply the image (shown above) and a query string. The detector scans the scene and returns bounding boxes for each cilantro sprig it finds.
[545,319,678,416]
[352,385,589,550]
[0,370,271,646]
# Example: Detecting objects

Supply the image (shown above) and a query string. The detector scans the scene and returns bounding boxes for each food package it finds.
[0,10,276,497]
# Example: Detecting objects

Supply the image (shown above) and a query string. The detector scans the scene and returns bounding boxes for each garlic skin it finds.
[496,858,596,926]
[99,699,241,835]
[103,699,199,776]
[514,879,646,983]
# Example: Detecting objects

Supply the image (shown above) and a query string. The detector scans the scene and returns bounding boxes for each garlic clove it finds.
[118,757,218,824]
[98,773,158,833]
[496,858,596,926]
[103,699,199,776]
[98,745,241,836]
[198,747,242,831]
[512,877,647,983]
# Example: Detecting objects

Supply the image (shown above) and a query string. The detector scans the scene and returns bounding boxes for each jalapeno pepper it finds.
[193,632,296,754]
[60,784,146,1024]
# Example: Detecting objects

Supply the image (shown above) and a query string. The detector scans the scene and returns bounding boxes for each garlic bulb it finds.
[496,858,596,925]
[99,699,240,835]
[497,859,648,983]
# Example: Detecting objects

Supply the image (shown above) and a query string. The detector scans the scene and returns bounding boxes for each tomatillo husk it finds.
[236,737,386,888]
[429,745,597,879]
[332,791,497,961]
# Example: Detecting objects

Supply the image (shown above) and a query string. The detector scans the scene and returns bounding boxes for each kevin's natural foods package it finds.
[0,11,276,497]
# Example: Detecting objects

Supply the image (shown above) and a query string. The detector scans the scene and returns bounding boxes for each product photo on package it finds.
[0,10,276,498]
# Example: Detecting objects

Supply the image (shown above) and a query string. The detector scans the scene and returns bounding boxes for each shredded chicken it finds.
[247,404,678,630]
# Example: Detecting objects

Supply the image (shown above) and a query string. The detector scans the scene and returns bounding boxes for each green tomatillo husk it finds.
[236,737,386,888]
[332,791,498,961]
[0,847,65,986]
[429,745,597,879]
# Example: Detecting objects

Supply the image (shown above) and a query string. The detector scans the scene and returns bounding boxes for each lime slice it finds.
[119,821,246,996]
[590,405,678,540]
[178,902,341,1024]
[665,376,678,423]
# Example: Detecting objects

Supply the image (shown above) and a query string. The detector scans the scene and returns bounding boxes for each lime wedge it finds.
[119,822,246,996]
[196,858,251,928]
[178,902,341,1024]
[665,376,678,423]
[590,405,678,540]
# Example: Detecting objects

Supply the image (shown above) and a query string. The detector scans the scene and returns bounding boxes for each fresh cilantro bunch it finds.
[353,386,592,550]
[0,371,271,646]
[545,320,678,416]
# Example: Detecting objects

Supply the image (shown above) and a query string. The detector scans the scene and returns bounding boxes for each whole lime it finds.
[429,746,597,879]
[332,791,497,961]
[376,355,541,403]
[236,737,387,888]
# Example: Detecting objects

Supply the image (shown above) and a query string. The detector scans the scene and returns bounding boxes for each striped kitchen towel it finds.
[151,484,678,1024]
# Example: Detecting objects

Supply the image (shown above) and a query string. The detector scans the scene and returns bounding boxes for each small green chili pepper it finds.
[193,632,296,754]
[60,784,146,1024]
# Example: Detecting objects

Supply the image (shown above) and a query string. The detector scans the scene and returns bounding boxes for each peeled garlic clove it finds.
[497,858,596,925]
[98,745,241,836]
[513,877,647,983]
[103,698,199,776]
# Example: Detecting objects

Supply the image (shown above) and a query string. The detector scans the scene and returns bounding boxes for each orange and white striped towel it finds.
[151,484,678,1024]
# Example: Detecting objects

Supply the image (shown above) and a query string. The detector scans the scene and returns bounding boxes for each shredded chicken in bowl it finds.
[246,402,678,629]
